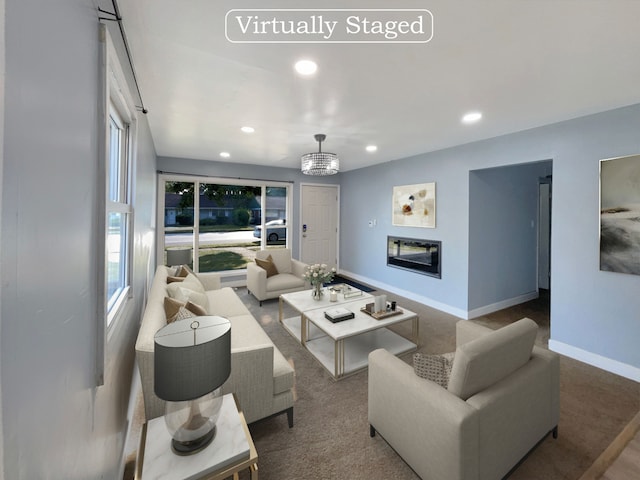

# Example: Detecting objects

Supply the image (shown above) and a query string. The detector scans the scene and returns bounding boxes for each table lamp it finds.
[154,316,231,455]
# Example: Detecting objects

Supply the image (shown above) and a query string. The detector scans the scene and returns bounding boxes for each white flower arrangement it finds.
[303,263,336,286]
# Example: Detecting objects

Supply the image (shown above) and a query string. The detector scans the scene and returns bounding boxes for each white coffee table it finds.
[279,288,418,379]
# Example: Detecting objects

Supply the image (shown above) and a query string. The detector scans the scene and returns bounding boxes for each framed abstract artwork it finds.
[392,182,436,228]
[600,154,640,276]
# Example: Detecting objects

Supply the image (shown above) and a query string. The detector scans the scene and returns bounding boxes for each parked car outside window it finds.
[254,219,287,243]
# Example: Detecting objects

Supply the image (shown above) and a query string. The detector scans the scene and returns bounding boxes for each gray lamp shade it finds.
[154,316,231,402]
[166,248,192,267]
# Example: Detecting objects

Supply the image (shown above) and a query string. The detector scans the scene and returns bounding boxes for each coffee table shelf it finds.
[304,323,416,377]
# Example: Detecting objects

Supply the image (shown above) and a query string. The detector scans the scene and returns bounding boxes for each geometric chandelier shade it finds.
[301,133,340,175]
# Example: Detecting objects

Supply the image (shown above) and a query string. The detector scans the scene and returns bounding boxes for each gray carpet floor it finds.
[126,287,640,480]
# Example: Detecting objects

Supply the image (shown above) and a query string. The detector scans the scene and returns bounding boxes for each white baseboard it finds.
[549,339,640,383]
[337,270,640,383]
[338,269,468,319]
[467,291,539,319]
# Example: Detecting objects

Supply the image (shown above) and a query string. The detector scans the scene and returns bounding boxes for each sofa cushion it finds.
[255,255,278,278]
[447,318,538,400]
[413,352,455,388]
[206,288,255,318]
[228,313,295,394]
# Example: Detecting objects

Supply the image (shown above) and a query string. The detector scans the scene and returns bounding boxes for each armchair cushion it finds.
[266,273,305,292]
[413,352,455,388]
[447,318,537,400]
[255,254,278,278]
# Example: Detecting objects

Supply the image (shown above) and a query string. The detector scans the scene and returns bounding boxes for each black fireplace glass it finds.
[387,236,441,278]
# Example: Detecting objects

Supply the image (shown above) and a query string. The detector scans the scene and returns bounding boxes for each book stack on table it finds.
[324,307,355,323]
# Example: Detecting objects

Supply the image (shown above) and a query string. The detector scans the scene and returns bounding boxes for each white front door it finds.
[300,184,339,270]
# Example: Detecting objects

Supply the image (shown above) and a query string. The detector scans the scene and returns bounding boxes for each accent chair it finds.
[247,248,307,305]
[368,318,560,480]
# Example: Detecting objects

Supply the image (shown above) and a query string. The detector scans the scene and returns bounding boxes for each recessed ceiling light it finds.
[294,59,317,76]
[366,145,378,152]
[241,126,255,133]
[462,112,483,124]
[220,152,231,158]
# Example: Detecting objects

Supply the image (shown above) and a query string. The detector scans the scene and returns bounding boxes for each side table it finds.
[135,394,258,480]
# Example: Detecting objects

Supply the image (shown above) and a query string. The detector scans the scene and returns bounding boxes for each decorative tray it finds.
[329,284,363,298]
[360,303,403,320]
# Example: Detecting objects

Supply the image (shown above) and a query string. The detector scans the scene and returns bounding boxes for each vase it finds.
[312,283,323,300]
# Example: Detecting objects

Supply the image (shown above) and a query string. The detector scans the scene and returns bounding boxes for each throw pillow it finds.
[175,306,197,321]
[255,254,278,278]
[183,273,205,292]
[164,297,183,323]
[163,297,208,323]
[413,352,455,388]
[167,273,204,297]
[174,264,194,278]
[184,300,207,316]
[167,276,184,284]
[172,288,208,311]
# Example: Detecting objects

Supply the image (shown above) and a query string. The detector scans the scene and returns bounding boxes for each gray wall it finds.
[1,1,156,478]
[340,104,640,377]
[0,0,5,475]
[340,146,473,317]
[468,160,552,312]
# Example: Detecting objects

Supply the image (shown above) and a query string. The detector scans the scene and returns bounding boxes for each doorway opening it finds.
[468,159,553,319]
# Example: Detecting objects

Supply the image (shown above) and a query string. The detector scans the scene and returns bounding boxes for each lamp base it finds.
[171,425,216,456]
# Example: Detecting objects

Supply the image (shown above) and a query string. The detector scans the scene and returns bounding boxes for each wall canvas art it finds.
[392,182,436,228]
[600,154,640,275]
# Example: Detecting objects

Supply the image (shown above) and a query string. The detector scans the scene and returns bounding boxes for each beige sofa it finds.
[135,265,295,426]
[368,318,560,480]
[246,248,307,305]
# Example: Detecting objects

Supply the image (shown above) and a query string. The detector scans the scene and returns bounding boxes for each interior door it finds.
[538,181,551,289]
[300,184,339,270]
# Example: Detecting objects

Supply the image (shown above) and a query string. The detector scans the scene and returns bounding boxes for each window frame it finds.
[96,25,137,385]
[106,104,133,320]
[158,174,292,272]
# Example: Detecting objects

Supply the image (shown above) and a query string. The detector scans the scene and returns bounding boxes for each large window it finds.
[106,104,132,317]
[160,176,291,273]
[102,29,136,328]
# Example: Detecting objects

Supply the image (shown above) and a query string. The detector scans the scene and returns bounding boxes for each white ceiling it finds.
[117,0,640,172]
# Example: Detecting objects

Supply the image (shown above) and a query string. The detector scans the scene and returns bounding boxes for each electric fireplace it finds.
[387,236,441,278]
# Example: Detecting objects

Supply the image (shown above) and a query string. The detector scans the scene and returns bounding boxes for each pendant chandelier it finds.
[301,134,339,175]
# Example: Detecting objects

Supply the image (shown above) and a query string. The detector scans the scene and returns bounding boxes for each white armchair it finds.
[247,248,308,305]
[368,318,560,480]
